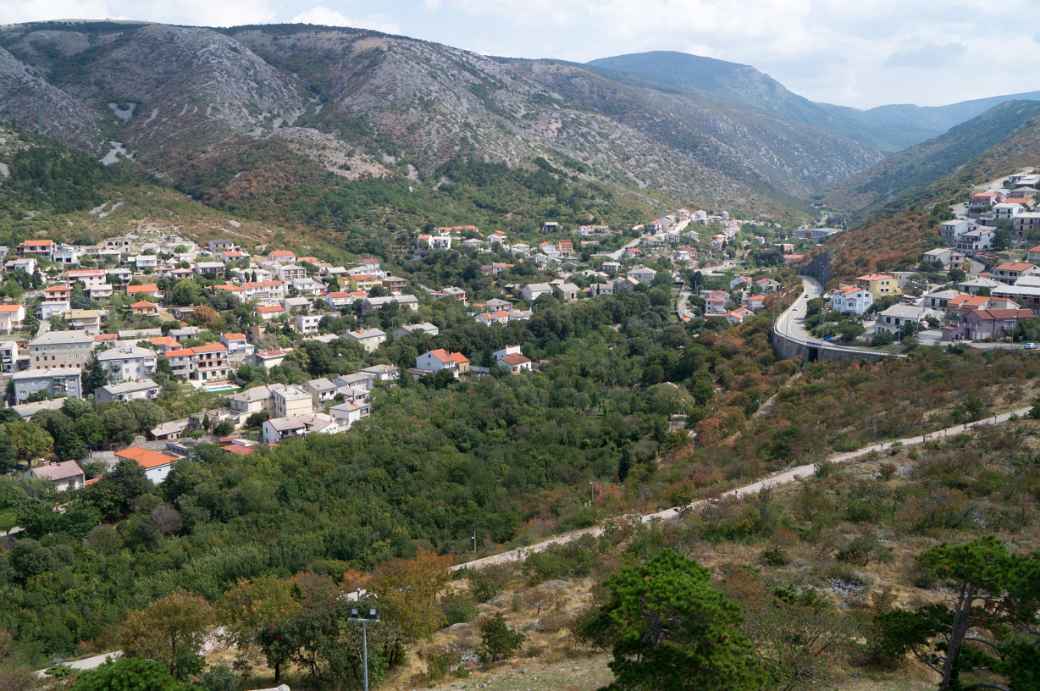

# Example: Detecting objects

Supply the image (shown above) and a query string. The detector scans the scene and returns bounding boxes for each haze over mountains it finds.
[0,21,1036,219]
[589,51,1040,153]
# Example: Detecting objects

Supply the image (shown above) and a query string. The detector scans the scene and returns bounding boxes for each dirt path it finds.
[452,405,1032,572]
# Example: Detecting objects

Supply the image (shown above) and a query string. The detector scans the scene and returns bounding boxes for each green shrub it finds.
[441,592,478,625]
[836,534,889,566]
[479,614,525,664]
[760,545,789,567]
[469,565,511,603]
[521,537,597,585]
[423,647,462,683]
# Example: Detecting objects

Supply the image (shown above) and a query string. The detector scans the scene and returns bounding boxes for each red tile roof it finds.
[127,284,159,294]
[190,342,227,354]
[115,447,178,470]
[971,308,1033,321]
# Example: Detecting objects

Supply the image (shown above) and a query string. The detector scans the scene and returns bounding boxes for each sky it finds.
[3,0,1040,109]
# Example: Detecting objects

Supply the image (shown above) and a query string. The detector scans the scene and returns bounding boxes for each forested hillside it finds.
[0,127,111,221]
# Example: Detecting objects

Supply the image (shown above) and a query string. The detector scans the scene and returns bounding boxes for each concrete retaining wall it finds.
[771,326,898,363]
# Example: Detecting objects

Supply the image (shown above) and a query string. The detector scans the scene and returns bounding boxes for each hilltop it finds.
[0,21,891,221]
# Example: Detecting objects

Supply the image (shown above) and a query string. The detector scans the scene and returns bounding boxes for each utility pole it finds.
[471,527,477,553]
[349,608,379,691]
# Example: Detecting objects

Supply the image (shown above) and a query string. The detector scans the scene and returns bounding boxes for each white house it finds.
[294,313,322,335]
[0,341,18,374]
[271,385,314,418]
[96,379,161,403]
[875,304,939,336]
[393,322,440,338]
[262,413,341,444]
[521,283,553,302]
[994,203,1026,221]
[345,328,386,353]
[29,461,85,492]
[416,349,469,375]
[96,345,157,383]
[494,346,533,374]
[628,266,657,285]
[830,286,874,316]
[416,234,452,251]
[0,304,25,334]
[115,447,180,484]
[304,378,338,406]
[330,400,371,429]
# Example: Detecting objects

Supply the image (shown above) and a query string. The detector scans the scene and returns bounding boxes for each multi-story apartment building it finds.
[29,330,94,369]
[96,345,158,383]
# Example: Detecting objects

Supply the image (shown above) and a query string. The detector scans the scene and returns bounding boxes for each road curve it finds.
[773,276,904,358]
[452,405,1030,571]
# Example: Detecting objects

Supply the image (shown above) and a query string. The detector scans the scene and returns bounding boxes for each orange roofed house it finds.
[126,283,162,299]
[415,348,470,377]
[992,262,1038,285]
[267,249,296,264]
[131,300,159,316]
[0,303,26,334]
[18,239,54,258]
[115,447,180,484]
[856,273,901,300]
[162,342,230,386]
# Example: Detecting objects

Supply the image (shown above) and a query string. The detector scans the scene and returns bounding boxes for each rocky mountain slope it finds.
[0,21,887,218]
[825,100,1040,220]
[589,51,1040,153]
[822,105,1040,280]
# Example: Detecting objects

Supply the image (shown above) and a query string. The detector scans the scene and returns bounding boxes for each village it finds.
[809,169,1040,348]
[1,204,811,494]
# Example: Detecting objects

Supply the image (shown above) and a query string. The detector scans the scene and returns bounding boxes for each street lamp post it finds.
[349,608,379,691]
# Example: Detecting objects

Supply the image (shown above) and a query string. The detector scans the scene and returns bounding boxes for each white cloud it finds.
[2,0,1039,107]
[291,5,401,34]
[129,0,276,27]
[0,0,276,28]
[0,0,114,24]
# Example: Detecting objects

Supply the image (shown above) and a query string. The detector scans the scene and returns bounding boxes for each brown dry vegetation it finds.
[825,210,936,284]
[394,420,1040,690]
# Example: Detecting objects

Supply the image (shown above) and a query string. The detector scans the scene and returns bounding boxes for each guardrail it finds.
[771,297,903,363]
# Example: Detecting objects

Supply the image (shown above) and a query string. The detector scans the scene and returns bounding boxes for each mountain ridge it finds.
[0,22,889,221]
[824,100,1040,220]
[587,50,1040,152]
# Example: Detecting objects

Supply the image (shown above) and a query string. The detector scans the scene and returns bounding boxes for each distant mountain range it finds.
[588,51,1040,153]
[825,100,1040,219]
[0,24,1035,223]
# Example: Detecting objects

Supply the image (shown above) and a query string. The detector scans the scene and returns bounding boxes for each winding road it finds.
[773,276,903,358]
